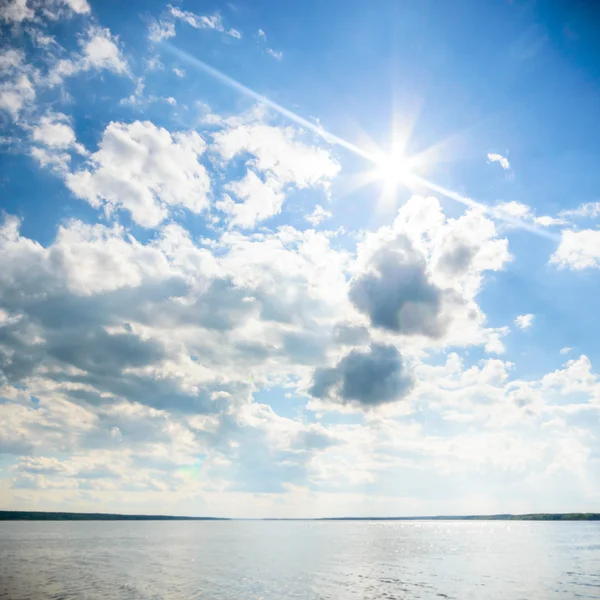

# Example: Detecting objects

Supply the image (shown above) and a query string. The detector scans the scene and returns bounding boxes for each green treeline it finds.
[0,511,226,521]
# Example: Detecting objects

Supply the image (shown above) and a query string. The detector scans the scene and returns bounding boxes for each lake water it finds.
[1,520,599,599]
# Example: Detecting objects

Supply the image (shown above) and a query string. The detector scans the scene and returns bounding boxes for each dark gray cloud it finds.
[332,322,370,346]
[309,343,413,407]
[349,245,447,338]
[282,331,327,365]
[292,427,339,451]
[436,243,476,276]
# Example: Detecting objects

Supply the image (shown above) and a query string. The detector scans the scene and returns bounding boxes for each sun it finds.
[373,151,412,189]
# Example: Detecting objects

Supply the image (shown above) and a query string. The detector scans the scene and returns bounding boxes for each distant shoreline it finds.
[1,511,599,521]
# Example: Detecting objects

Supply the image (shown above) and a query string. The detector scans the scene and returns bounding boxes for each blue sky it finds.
[1,0,600,517]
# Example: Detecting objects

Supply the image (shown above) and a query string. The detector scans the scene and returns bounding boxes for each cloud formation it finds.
[487,152,510,170]
[514,314,534,329]
[310,344,413,407]
[1,0,599,516]
[551,230,600,270]
[66,121,211,227]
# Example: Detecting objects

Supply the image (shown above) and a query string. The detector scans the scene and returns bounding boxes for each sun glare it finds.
[374,151,411,188]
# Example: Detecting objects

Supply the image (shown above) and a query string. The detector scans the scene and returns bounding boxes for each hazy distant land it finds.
[1,511,599,521]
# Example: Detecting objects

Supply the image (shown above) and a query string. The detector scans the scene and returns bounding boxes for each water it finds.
[1,520,599,599]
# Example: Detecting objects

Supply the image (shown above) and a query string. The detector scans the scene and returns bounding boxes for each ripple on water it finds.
[1,521,599,600]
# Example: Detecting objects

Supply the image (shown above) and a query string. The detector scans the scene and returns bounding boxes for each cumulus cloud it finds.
[0,48,35,119]
[46,26,128,86]
[350,246,445,338]
[0,212,358,497]
[1,0,89,23]
[542,355,600,401]
[1,0,599,517]
[309,344,413,407]
[81,26,128,73]
[533,215,568,227]
[496,201,531,219]
[487,152,510,170]
[31,112,78,148]
[213,122,340,187]
[66,120,211,227]
[348,196,511,349]
[0,0,34,22]
[0,72,35,119]
[219,171,285,228]
[1,201,598,508]
[305,204,332,226]
[560,347,572,355]
[514,314,534,329]
[0,211,350,404]
[28,112,87,170]
[213,121,340,228]
[550,229,600,270]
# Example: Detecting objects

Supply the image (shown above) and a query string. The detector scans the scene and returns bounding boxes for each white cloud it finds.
[542,355,600,402]
[30,146,71,172]
[46,26,129,86]
[487,152,510,170]
[66,120,211,227]
[559,202,600,220]
[43,0,90,18]
[494,201,568,230]
[146,56,163,71]
[514,313,534,329]
[305,204,332,226]
[1,0,89,23]
[212,120,340,227]
[0,48,26,72]
[560,347,572,355]
[496,200,531,219]
[81,26,128,74]
[267,48,283,61]
[28,112,86,172]
[0,48,36,120]
[148,19,176,42]
[27,29,58,48]
[257,28,266,39]
[31,111,84,151]
[533,215,568,227]
[0,73,35,119]
[213,122,340,188]
[172,67,185,78]
[550,229,600,270]
[0,0,34,22]
[119,76,145,106]
[169,6,241,39]
[1,202,599,512]
[2,0,600,517]
[219,171,285,228]
[62,0,90,14]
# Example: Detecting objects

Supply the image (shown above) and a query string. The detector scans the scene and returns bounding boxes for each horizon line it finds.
[1,510,599,521]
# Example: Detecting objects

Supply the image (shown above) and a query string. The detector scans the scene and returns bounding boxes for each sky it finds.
[1,0,600,518]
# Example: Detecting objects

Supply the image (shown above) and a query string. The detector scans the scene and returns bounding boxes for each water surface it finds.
[1,520,599,599]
